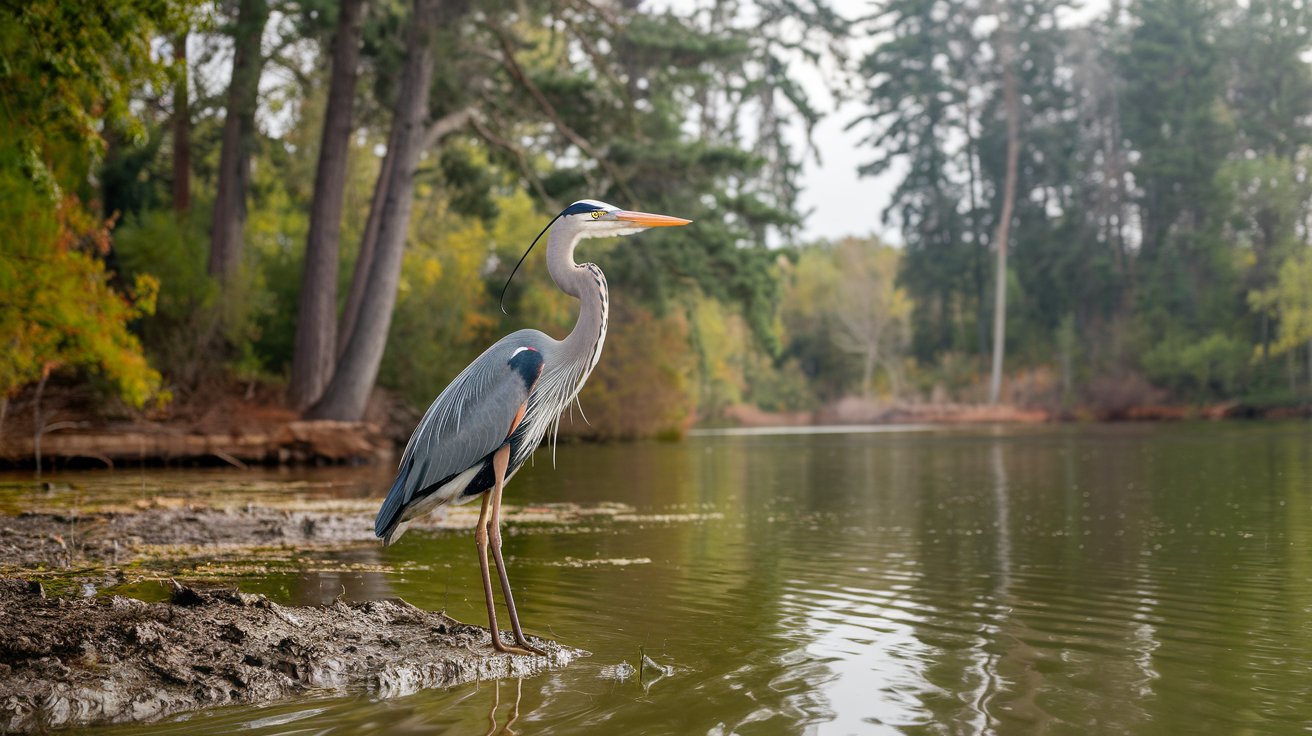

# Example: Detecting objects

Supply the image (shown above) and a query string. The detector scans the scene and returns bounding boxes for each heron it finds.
[374,199,691,656]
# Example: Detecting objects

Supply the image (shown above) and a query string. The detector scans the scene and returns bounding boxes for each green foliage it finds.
[0,0,183,408]
[780,245,851,400]
[378,193,503,406]
[688,295,751,418]
[15,0,1312,431]
[1123,0,1235,339]
[0,1,185,187]
[242,158,313,380]
[852,0,1312,406]
[1143,332,1250,398]
[111,210,219,392]
[461,4,809,355]
[563,298,695,441]
[778,239,912,401]
[1252,249,1312,360]
[116,160,308,391]
[0,159,163,407]
[740,350,815,414]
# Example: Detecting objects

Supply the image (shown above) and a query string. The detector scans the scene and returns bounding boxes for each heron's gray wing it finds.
[375,342,537,538]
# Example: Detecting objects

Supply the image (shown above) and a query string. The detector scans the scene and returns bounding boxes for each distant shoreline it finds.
[1,398,1307,471]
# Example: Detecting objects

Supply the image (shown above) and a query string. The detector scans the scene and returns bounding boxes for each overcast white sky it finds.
[793,96,896,244]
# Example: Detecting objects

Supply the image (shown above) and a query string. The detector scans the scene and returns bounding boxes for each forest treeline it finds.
[1,0,1310,443]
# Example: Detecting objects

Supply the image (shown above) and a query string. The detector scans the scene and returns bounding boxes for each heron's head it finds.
[560,199,692,239]
[498,199,692,313]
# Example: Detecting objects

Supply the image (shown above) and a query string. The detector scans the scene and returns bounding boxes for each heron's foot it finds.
[491,639,541,657]
[513,637,548,657]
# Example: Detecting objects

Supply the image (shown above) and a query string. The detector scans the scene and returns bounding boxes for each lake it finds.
[54,422,1312,734]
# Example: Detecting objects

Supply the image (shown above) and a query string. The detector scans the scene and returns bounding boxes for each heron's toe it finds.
[492,641,541,657]
[515,639,548,657]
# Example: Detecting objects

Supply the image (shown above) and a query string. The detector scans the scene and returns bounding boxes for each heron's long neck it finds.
[546,225,608,371]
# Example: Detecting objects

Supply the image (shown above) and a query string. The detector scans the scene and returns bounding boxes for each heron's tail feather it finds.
[375,456,415,544]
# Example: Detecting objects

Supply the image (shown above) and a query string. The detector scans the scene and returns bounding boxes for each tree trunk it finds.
[963,83,989,364]
[209,0,270,280]
[172,32,191,214]
[988,23,1020,406]
[862,349,875,398]
[338,122,398,358]
[338,107,472,356]
[289,0,368,411]
[32,369,48,478]
[308,0,439,421]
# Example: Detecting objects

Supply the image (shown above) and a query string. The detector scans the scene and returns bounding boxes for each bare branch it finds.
[421,106,477,150]
[490,25,637,204]
[469,114,558,210]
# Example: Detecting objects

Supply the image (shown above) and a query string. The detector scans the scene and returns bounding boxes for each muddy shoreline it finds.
[0,579,582,733]
[0,498,654,732]
[0,472,718,732]
[0,500,643,573]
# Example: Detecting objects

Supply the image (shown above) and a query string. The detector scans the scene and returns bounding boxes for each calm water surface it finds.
[56,422,1312,734]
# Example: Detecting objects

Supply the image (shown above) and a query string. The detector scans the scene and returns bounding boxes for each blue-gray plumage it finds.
[372,198,691,655]
[374,340,543,544]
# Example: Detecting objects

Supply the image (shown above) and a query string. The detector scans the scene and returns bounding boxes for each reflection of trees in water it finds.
[1132,426,1312,725]
[647,437,840,731]
[902,430,1164,730]
[269,426,1312,732]
[974,438,1046,730]
[896,426,1312,730]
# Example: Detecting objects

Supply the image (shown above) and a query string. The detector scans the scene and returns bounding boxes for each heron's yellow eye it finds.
[591,210,602,219]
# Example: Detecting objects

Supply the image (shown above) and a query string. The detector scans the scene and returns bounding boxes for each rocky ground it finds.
[0,579,582,733]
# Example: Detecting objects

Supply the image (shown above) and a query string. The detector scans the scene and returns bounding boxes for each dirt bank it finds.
[722,399,1051,427]
[0,419,394,469]
[0,378,415,470]
[0,579,582,733]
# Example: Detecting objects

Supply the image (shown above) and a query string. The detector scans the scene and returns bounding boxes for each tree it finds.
[288,0,367,410]
[832,239,911,397]
[316,0,824,419]
[988,6,1020,405]
[1121,0,1231,335]
[172,32,191,214]
[308,0,438,421]
[209,0,271,282]
[852,0,976,361]
[1227,0,1312,163]
[1263,250,1312,392]
[0,1,177,416]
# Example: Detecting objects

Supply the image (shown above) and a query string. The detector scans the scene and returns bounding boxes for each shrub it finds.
[1142,332,1250,397]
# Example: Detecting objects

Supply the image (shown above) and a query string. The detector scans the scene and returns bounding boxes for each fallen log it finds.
[0,420,392,468]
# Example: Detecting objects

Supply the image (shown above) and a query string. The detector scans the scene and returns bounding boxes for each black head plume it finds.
[498,201,605,315]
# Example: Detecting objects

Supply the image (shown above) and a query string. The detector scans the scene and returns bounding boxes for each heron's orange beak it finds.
[614,211,693,227]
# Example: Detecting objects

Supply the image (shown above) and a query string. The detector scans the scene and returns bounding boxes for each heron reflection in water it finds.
[374,200,691,655]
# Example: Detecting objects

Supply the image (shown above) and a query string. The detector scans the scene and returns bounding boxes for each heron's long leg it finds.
[488,444,546,657]
[475,491,510,653]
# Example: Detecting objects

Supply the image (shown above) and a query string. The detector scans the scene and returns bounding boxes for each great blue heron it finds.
[375,199,691,655]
